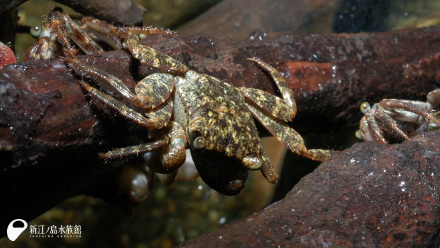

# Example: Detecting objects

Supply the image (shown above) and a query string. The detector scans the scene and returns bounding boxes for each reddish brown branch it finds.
[0,26,440,235]
[179,130,440,247]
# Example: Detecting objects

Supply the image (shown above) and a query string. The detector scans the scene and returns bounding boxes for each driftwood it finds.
[0,25,440,237]
[179,129,440,247]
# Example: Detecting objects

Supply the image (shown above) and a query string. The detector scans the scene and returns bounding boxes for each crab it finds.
[24,11,102,60]
[356,89,440,145]
[61,17,331,195]
[24,11,173,61]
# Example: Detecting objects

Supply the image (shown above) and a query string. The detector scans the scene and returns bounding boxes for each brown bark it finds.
[179,129,440,247]
[1,25,440,235]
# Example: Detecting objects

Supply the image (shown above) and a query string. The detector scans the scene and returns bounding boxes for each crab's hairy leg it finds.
[51,11,104,55]
[373,109,410,140]
[51,19,76,58]
[99,139,168,159]
[145,121,187,173]
[79,80,170,129]
[259,149,279,184]
[363,107,389,145]
[81,17,125,36]
[246,103,331,162]
[82,17,175,37]
[379,99,440,127]
[123,26,176,37]
[82,17,186,73]
[66,19,104,55]
[125,34,188,74]
[240,88,295,122]
[66,58,148,107]
[248,58,296,109]
[241,58,296,122]
[67,59,176,109]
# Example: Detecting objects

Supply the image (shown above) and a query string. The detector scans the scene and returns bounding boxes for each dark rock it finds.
[179,130,440,247]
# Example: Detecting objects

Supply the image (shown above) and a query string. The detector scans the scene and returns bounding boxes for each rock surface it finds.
[179,130,440,247]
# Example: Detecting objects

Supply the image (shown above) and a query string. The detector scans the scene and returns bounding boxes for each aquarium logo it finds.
[7,219,28,241]
[6,219,82,241]
[28,224,82,238]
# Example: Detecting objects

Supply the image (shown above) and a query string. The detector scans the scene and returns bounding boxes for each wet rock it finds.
[1,26,440,238]
[179,130,440,247]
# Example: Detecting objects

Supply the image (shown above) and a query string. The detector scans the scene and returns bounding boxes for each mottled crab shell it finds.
[175,71,264,195]
[178,71,262,160]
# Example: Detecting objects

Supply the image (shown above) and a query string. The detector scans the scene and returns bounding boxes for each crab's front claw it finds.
[356,115,387,145]
[356,103,406,145]
[242,153,263,170]
[143,121,187,174]
[24,37,56,60]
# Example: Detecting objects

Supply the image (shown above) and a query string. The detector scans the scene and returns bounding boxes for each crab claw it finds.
[242,153,263,170]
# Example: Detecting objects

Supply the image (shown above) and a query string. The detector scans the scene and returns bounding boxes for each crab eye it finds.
[360,102,371,114]
[193,136,205,149]
[30,25,43,38]
[189,130,205,149]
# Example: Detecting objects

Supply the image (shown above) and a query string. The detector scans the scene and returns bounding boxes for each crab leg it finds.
[360,98,440,144]
[50,12,104,56]
[82,17,175,37]
[50,18,76,58]
[99,139,168,159]
[379,99,440,126]
[79,80,172,129]
[246,104,331,161]
[364,105,412,145]
[81,17,188,73]
[144,121,187,173]
[66,58,176,109]
[361,107,393,145]
[125,34,189,74]
[259,149,279,183]
[240,58,296,122]
[101,121,187,174]
[241,58,331,161]
[66,58,144,106]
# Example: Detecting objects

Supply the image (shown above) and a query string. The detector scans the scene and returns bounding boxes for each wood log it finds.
[1,25,440,236]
